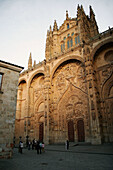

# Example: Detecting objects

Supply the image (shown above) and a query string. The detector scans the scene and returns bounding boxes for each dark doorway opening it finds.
[77,119,85,142]
[68,120,74,142]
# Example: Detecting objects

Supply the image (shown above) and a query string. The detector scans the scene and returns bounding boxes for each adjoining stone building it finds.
[0,60,23,158]
[15,5,113,145]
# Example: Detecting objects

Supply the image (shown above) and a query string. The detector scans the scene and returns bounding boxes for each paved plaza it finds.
[0,143,113,170]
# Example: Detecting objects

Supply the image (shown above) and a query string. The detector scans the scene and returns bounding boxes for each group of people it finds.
[18,139,69,154]
[18,139,45,154]
[27,139,45,154]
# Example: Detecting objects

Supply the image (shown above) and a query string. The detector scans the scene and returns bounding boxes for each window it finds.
[67,24,69,29]
[67,33,70,37]
[67,40,70,49]
[0,73,3,90]
[63,43,65,50]
[61,43,65,52]
[64,37,66,40]
[75,35,80,45]
[70,38,73,47]
[77,35,80,43]
[75,37,77,44]
[71,32,74,36]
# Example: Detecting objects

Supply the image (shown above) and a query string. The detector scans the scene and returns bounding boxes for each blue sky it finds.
[0,0,113,69]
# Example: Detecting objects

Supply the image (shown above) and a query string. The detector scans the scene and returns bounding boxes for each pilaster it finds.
[84,45,102,144]
[44,64,51,144]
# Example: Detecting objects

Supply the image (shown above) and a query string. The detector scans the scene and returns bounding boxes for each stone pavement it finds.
[0,143,113,170]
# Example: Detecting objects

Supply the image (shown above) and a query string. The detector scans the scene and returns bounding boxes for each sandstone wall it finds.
[0,61,23,158]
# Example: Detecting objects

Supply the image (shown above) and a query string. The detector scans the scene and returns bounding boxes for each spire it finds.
[53,20,58,31]
[82,5,86,15]
[28,52,32,69]
[50,25,52,32]
[33,60,36,67]
[47,30,49,37]
[90,5,95,20]
[66,10,69,20]
[49,25,52,37]
[81,5,84,11]
[77,4,80,17]
[89,5,99,35]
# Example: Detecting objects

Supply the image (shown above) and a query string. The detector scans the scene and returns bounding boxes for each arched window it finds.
[67,40,70,49]
[70,38,73,47]
[67,24,69,29]
[75,35,80,45]
[61,42,65,52]
[75,37,77,44]
[77,35,80,43]
[71,32,74,36]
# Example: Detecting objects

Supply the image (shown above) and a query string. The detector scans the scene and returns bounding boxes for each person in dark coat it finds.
[32,139,35,150]
[65,140,69,150]
[28,141,31,150]
[36,140,40,154]
[19,141,23,154]
[39,141,42,154]
[67,140,69,150]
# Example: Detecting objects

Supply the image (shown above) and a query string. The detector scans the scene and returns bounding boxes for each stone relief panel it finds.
[55,86,89,132]
[97,67,112,89]
[30,75,44,103]
[52,61,87,103]
[29,75,45,117]
[35,102,44,113]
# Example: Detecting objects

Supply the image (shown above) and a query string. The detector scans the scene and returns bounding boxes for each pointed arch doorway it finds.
[38,116,44,142]
[77,119,85,142]
[68,120,74,142]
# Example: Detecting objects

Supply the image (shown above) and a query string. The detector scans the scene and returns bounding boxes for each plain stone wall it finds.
[0,63,23,158]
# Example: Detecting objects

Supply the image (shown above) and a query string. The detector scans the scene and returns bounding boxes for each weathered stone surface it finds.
[0,60,23,158]
[15,6,113,145]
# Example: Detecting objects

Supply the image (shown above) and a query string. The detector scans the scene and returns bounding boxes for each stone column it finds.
[25,79,30,141]
[84,46,102,144]
[16,86,22,120]
[44,65,50,144]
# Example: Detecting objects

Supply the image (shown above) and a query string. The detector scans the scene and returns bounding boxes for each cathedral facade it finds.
[15,5,113,145]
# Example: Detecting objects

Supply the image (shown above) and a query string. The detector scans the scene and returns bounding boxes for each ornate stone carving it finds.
[53,62,87,101]
[98,67,112,88]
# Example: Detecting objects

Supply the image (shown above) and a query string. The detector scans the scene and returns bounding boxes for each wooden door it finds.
[77,119,85,142]
[68,120,74,142]
[39,123,43,142]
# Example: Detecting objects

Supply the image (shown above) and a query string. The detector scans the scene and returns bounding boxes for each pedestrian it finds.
[34,139,37,150]
[28,140,31,150]
[39,141,42,154]
[32,139,35,150]
[19,141,23,154]
[65,140,69,150]
[36,140,40,154]
[42,142,45,153]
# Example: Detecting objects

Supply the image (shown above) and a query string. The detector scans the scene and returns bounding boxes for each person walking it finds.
[28,141,31,150]
[19,141,23,154]
[42,142,45,153]
[39,141,42,154]
[32,139,35,150]
[34,139,37,150]
[36,140,40,154]
[65,140,69,150]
